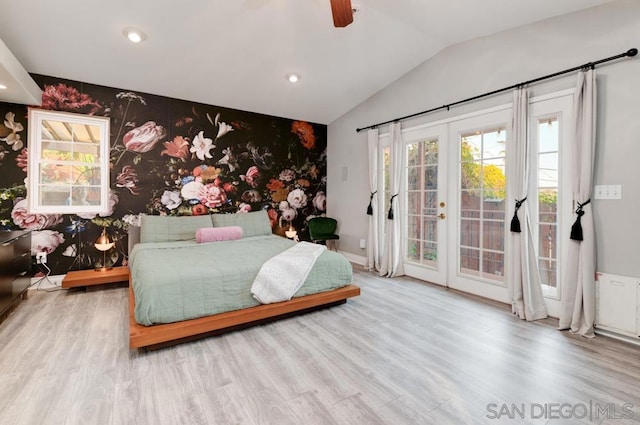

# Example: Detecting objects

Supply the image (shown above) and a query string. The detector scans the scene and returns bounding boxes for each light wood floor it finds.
[0,267,639,425]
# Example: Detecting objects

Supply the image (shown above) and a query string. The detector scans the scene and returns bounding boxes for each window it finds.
[536,117,559,288]
[28,109,110,214]
[459,127,506,282]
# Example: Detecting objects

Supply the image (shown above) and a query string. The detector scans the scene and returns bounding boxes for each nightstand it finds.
[62,266,129,288]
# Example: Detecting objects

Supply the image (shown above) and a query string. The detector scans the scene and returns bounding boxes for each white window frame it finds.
[528,90,574,301]
[28,109,110,214]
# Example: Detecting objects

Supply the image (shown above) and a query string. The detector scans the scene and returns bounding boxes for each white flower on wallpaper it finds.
[181,181,204,201]
[31,230,65,255]
[1,112,24,151]
[122,214,142,227]
[214,113,234,139]
[190,131,214,161]
[287,188,308,209]
[161,190,181,210]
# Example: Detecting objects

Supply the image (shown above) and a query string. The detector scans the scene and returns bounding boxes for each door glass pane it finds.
[406,138,439,267]
[460,247,480,276]
[407,215,421,240]
[458,127,506,283]
[460,219,480,248]
[536,117,559,288]
[408,191,421,215]
[407,239,420,262]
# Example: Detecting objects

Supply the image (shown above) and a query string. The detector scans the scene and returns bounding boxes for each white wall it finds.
[328,0,640,277]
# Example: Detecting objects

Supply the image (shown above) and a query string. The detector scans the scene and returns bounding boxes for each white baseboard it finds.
[29,274,65,290]
[339,251,366,266]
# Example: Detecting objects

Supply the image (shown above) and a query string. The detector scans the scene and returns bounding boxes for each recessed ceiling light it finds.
[0,84,6,90]
[123,28,147,43]
[286,73,301,83]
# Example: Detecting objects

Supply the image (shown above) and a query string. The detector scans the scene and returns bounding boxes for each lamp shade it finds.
[95,229,114,252]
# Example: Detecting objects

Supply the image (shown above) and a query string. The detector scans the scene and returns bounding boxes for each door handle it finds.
[438,213,446,220]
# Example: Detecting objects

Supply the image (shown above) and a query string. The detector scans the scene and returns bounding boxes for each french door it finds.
[402,125,448,285]
[402,109,512,303]
[446,109,511,302]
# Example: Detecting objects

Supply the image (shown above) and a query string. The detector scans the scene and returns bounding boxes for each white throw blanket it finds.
[251,242,326,304]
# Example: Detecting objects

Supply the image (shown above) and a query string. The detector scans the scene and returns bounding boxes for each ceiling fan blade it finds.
[330,0,353,27]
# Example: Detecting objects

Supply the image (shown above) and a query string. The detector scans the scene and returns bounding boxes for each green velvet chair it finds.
[308,217,339,251]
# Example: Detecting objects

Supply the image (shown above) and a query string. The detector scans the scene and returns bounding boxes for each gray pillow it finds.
[140,215,213,243]
[211,210,272,238]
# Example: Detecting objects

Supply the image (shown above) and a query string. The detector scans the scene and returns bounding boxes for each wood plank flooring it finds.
[0,267,639,425]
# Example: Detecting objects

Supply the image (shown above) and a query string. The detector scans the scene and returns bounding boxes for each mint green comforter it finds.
[129,235,353,325]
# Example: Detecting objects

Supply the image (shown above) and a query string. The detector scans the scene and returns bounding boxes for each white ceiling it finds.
[0,0,613,124]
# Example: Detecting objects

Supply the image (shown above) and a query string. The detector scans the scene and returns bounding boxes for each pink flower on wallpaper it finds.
[198,183,227,208]
[11,199,63,230]
[237,203,251,213]
[30,230,65,256]
[281,207,297,221]
[279,169,296,182]
[41,83,101,114]
[116,165,140,195]
[161,136,190,159]
[240,166,260,188]
[313,191,326,211]
[16,148,28,172]
[123,121,166,153]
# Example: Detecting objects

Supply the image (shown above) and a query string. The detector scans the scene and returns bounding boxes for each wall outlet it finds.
[36,251,47,264]
[359,239,366,249]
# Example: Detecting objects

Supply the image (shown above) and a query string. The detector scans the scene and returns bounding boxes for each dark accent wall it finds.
[0,75,327,274]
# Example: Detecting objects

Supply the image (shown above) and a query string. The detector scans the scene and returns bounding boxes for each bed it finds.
[127,211,360,349]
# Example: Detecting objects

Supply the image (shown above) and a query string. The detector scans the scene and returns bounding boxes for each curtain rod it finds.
[356,48,637,133]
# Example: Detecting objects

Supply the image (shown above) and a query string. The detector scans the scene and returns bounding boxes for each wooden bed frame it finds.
[128,276,360,349]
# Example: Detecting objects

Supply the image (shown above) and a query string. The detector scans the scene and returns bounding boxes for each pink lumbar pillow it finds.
[196,226,243,243]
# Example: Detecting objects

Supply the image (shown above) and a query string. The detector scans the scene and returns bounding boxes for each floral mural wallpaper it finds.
[0,75,328,275]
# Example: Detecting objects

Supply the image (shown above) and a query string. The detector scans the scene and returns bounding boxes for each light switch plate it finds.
[594,184,622,199]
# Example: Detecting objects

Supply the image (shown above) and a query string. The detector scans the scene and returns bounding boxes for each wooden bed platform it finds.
[129,279,360,349]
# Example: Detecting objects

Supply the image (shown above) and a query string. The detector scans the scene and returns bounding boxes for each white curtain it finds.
[507,87,548,321]
[366,129,380,271]
[380,123,405,278]
[559,69,597,337]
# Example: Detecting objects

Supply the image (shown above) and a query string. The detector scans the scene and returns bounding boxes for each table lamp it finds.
[94,228,115,271]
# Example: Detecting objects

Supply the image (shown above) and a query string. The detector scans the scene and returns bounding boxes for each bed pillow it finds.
[195,226,243,243]
[140,215,214,243]
[211,210,273,238]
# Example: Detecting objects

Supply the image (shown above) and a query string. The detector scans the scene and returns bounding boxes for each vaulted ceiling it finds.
[0,0,613,124]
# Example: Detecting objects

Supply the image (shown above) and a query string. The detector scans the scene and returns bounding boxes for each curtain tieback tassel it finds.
[570,198,591,241]
[510,197,527,233]
[366,191,377,215]
[387,194,398,220]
